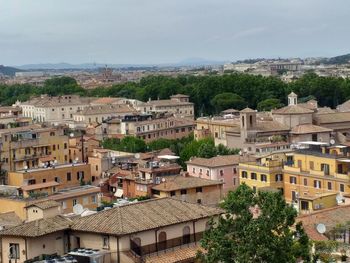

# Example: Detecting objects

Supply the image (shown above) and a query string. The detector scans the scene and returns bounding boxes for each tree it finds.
[198,184,311,263]
[257,98,283,111]
[197,141,217,158]
[211,92,246,113]
[102,136,147,153]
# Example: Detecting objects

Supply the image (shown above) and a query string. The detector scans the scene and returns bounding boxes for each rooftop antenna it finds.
[316,223,326,234]
[73,204,84,215]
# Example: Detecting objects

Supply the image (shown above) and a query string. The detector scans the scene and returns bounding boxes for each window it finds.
[103,236,110,249]
[197,199,202,204]
[73,199,78,206]
[314,180,321,189]
[64,143,67,149]
[77,171,84,180]
[192,167,195,174]
[206,170,210,176]
[260,174,267,182]
[303,178,308,186]
[251,173,257,180]
[67,172,71,181]
[340,183,345,192]
[183,226,191,244]
[327,182,332,190]
[241,171,248,178]
[62,201,67,209]
[181,189,187,195]
[96,165,99,171]
[170,191,176,196]
[54,177,60,183]
[83,197,88,205]
[275,174,283,182]
[292,191,297,201]
[9,243,20,259]
[199,169,202,175]
[321,164,330,175]
[220,170,224,176]
[91,195,97,203]
[196,187,202,193]
[309,161,314,170]
[233,167,237,174]
[152,189,160,195]
[290,176,297,184]
[53,145,56,151]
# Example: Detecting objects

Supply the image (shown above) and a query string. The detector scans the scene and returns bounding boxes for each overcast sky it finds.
[1,0,349,66]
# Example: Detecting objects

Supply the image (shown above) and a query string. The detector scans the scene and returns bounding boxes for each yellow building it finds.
[0,124,69,174]
[8,163,92,191]
[283,143,350,212]
[238,152,288,193]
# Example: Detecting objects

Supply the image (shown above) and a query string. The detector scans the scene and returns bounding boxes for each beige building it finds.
[0,198,222,263]
[0,124,69,174]
[17,95,92,123]
[135,94,195,119]
[151,175,223,206]
[72,104,138,126]
[101,113,195,142]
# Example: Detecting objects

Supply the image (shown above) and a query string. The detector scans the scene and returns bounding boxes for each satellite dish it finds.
[316,223,326,234]
[161,178,166,183]
[336,193,343,203]
[73,204,84,215]
[134,153,140,159]
[330,139,335,145]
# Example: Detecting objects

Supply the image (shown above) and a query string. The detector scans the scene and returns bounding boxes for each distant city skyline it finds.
[1,0,349,66]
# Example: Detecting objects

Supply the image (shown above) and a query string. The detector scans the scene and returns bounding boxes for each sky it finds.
[1,0,350,66]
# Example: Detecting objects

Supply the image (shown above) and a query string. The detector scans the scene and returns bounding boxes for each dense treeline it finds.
[1,73,350,115]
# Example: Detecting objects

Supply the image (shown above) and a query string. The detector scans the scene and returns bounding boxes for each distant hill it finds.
[321,53,350,65]
[0,65,23,76]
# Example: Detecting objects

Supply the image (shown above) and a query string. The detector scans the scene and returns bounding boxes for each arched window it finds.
[183,226,191,244]
[158,231,167,251]
[249,115,253,126]
[242,116,245,127]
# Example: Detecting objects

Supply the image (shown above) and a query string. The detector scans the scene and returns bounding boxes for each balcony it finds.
[128,232,203,262]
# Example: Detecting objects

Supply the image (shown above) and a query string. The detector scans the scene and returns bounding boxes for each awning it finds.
[114,188,123,198]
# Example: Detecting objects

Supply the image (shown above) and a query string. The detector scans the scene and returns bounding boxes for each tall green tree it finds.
[211,92,247,113]
[198,184,311,263]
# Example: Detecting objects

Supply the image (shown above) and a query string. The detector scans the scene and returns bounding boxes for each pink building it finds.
[186,155,255,195]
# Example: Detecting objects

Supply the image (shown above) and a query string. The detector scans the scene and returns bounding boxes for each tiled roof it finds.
[0,212,22,228]
[337,100,350,112]
[21,181,60,191]
[315,112,350,124]
[297,205,350,241]
[152,175,223,192]
[0,215,72,237]
[221,108,239,114]
[140,100,193,107]
[272,105,314,115]
[186,155,255,167]
[290,124,332,134]
[317,107,335,114]
[170,94,189,98]
[256,120,290,132]
[240,107,255,113]
[91,97,123,105]
[76,104,137,115]
[71,198,222,235]
[26,200,61,210]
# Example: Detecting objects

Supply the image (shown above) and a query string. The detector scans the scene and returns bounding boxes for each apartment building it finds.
[283,142,350,213]
[16,95,92,123]
[0,198,222,263]
[238,153,287,194]
[135,94,195,119]
[8,163,91,191]
[72,104,138,126]
[151,174,223,206]
[102,113,195,142]
[0,124,69,174]
[186,154,256,194]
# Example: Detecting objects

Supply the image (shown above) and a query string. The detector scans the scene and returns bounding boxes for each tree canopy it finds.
[198,184,311,263]
[2,73,350,116]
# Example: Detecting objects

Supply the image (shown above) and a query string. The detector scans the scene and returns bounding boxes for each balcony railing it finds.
[129,232,203,260]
